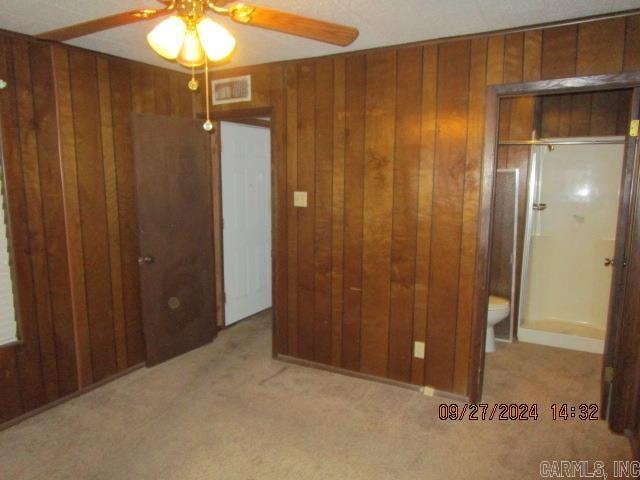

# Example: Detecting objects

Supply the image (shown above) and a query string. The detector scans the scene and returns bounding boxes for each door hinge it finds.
[630,119,639,137]
[604,366,614,382]
[223,292,227,304]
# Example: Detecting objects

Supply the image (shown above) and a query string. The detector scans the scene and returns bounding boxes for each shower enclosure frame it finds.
[469,71,640,437]
[493,167,519,343]
[517,137,625,352]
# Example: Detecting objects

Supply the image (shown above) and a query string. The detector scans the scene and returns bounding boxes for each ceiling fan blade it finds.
[228,5,358,46]
[37,8,172,42]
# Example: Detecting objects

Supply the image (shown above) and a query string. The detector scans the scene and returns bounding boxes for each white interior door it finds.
[220,121,272,326]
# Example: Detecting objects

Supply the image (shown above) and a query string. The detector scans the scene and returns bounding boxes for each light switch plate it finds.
[293,191,308,207]
[413,341,425,359]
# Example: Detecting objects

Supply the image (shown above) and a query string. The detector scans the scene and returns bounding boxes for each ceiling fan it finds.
[37,1,358,131]
[36,0,359,47]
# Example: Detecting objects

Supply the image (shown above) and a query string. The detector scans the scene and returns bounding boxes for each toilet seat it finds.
[486,295,511,353]
[488,295,509,311]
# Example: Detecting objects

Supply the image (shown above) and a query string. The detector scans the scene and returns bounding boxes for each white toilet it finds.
[486,295,510,352]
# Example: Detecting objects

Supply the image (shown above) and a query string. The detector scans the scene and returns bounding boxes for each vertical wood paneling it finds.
[540,95,561,136]
[296,64,316,360]
[453,37,488,394]
[0,36,47,411]
[591,91,621,135]
[486,36,505,85]
[14,39,60,402]
[271,65,289,356]
[425,41,470,391]
[523,30,542,82]
[388,46,422,383]
[285,64,299,356]
[569,93,593,136]
[341,55,366,371]
[69,49,117,382]
[131,63,155,114]
[218,13,632,396]
[97,58,128,371]
[617,90,633,134]
[503,33,523,83]
[313,59,333,365]
[541,25,578,79]
[331,58,345,367]
[109,59,146,367]
[555,94,572,137]
[169,73,193,117]
[1,34,196,425]
[623,16,640,71]
[360,50,396,377]
[0,348,22,421]
[153,69,171,116]
[411,45,437,385]
[51,44,93,387]
[576,18,625,75]
[30,43,77,395]
[540,91,630,137]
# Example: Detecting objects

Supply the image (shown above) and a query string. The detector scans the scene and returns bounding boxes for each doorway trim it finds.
[469,72,640,403]
[208,107,278,349]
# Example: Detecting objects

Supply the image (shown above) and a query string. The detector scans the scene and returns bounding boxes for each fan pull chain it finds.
[203,56,213,132]
[188,65,199,91]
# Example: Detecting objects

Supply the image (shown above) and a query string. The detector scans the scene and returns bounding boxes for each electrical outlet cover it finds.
[293,191,308,207]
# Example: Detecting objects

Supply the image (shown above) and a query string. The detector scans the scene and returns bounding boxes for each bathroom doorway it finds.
[471,75,640,435]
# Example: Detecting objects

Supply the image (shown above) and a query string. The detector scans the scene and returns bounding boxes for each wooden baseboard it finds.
[0,363,145,431]
[276,354,469,403]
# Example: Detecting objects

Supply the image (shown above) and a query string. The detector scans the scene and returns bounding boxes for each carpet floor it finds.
[0,311,630,479]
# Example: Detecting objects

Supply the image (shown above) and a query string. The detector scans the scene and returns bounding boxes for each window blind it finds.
[0,168,16,345]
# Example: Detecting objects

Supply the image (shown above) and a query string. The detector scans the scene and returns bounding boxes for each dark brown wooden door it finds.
[132,114,216,366]
[603,87,640,434]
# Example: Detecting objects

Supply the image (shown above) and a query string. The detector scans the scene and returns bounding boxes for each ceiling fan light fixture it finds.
[196,17,236,62]
[176,27,206,67]
[36,0,359,133]
[147,16,187,60]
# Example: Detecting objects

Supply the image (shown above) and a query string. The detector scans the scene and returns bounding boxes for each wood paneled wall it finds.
[540,90,631,138]
[0,32,193,423]
[213,14,640,395]
[1,13,639,426]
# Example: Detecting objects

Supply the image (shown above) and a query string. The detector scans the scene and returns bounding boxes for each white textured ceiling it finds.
[0,0,638,72]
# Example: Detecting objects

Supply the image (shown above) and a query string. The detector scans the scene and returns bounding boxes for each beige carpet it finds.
[0,311,629,479]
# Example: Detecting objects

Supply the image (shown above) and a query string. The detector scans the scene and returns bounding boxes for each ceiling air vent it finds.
[212,75,252,105]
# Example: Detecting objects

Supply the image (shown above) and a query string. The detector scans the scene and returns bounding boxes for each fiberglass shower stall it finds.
[517,138,625,353]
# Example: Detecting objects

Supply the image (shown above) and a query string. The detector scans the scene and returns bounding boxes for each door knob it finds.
[604,258,614,267]
[138,255,155,265]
